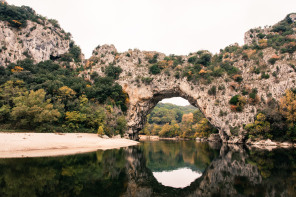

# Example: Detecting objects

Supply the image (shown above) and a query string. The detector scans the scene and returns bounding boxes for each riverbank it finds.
[0,133,138,158]
[139,135,189,141]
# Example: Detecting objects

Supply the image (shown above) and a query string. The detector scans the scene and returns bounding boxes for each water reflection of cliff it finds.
[0,142,295,196]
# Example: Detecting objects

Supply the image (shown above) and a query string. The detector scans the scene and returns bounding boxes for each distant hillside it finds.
[148,103,198,125]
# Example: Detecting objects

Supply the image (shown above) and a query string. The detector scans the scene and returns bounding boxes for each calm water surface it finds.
[0,141,295,196]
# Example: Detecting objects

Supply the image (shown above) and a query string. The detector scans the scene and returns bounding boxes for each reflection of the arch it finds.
[0,142,295,196]
[139,141,219,188]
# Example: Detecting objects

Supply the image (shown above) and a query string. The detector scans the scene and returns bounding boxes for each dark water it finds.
[0,141,295,197]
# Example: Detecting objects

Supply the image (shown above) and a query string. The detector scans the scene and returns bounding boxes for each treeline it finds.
[0,59,128,136]
[243,90,296,142]
[0,2,48,28]
[140,103,218,138]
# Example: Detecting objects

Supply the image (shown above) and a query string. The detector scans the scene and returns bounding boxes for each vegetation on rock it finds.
[0,59,128,135]
[140,103,217,138]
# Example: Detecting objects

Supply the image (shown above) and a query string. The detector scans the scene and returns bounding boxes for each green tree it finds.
[11,89,61,128]
[115,115,127,135]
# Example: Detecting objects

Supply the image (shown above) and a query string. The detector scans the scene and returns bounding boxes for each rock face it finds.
[84,40,296,141]
[207,134,222,142]
[0,20,71,67]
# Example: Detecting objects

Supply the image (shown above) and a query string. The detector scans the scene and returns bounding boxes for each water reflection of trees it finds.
[140,141,220,172]
[0,150,128,197]
[0,143,295,196]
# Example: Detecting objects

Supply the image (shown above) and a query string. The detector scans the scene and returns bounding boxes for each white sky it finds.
[161,97,190,106]
[153,168,202,188]
[7,0,296,106]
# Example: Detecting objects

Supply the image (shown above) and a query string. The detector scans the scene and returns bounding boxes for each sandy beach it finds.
[0,133,139,158]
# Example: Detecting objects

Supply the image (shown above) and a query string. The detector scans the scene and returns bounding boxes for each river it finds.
[0,141,295,196]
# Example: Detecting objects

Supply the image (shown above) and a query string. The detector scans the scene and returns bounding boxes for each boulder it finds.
[102,135,109,139]
[207,134,221,142]
[113,134,121,139]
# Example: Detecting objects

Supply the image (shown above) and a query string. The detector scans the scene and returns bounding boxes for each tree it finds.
[0,80,26,106]
[11,89,60,128]
[97,126,105,136]
[193,118,212,137]
[182,113,193,123]
[58,86,76,100]
[280,90,296,123]
[159,123,172,137]
[149,64,161,74]
[245,113,271,139]
[65,111,87,129]
[115,116,127,135]
[105,65,123,79]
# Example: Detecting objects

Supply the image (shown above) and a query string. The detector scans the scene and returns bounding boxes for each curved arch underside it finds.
[84,45,296,143]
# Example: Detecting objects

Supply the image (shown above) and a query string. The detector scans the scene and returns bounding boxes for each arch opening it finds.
[127,89,219,140]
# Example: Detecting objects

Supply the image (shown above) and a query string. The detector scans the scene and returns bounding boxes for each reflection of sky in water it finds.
[152,168,202,188]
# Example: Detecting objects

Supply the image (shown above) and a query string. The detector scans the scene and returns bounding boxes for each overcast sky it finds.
[7,0,296,106]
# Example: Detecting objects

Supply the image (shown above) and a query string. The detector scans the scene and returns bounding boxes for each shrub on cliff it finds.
[229,95,246,112]
[105,64,122,79]
[149,64,161,74]
[208,86,217,96]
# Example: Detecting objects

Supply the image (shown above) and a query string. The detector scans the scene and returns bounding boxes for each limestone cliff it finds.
[83,14,296,142]
[0,2,83,67]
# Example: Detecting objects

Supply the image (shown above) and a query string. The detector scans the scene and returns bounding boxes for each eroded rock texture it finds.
[83,39,296,142]
[0,20,71,66]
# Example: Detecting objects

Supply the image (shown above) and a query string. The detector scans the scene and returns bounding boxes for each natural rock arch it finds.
[122,85,224,141]
[83,43,296,142]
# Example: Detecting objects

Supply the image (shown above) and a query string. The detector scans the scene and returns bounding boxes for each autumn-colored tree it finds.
[182,113,193,123]
[280,90,296,123]
[151,124,161,135]
[159,123,172,137]
[245,113,271,139]
[11,66,23,73]
[58,86,76,100]
[193,118,212,137]
[97,125,105,136]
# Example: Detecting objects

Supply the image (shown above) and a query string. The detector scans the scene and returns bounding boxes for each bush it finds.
[208,86,217,96]
[261,72,270,79]
[280,42,296,54]
[69,42,82,62]
[220,62,240,76]
[229,95,240,105]
[188,56,197,63]
[149,64,161,74]
[105,64,122,79]
[148,54,158,64]
[229,95,246,112]
[268,58,278,65]
[141,77,153,85]
[0,3,42,28]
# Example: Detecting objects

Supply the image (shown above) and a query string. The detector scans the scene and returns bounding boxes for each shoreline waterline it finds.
[0,132,139,158]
